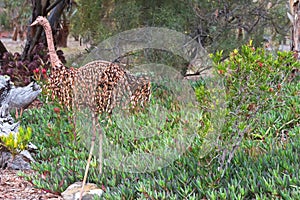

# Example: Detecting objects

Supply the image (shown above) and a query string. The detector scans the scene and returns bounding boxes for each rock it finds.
[0,151,31,170]
[20,150,35,162]
[0,115,20,137]
[0,147,35,170]
[27,143,38,151]
[61,182,103,200]
[0,75,10,103]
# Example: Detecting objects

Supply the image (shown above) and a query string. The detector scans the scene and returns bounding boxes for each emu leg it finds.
[14,108,24,119]
[20,108,23,119]
[98,122,103,174]
[15,108,19,119]
[79,112,98,200]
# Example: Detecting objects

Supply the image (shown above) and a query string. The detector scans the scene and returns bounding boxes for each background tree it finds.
[70,0,289,58]
[187,0,289,55]
[22,0,72,60]
[0,0,292,61]
[1,0,31,41]
[0,40,7,57]
[288,0,300,59]
[0,0,71,86]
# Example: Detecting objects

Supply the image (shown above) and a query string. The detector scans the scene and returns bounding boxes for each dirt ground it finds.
[0,169,63,200]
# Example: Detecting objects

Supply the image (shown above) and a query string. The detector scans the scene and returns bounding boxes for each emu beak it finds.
[30,20,38,26]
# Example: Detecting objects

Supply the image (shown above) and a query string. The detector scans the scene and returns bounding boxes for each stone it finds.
[61,182,103,200]
[20,150,35,162]
[27,143,38,151]
[0,151,31,170]
[0,115,20,137]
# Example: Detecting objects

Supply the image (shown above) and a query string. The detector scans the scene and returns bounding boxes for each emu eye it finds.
[98,83,105,88]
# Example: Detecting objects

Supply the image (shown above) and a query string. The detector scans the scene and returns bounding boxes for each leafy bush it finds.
[71,0,196,44]
[211,40,299,141]
[0,44,66,86]
[0,44,47,86]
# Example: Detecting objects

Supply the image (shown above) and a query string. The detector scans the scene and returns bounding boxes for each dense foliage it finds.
[0,0,31,30]
[212,41,299,140]
[70,0,289,54]
[0,1,291,73]
[17,43,300,199]
[0,44,50,86]
[0,44,66,86]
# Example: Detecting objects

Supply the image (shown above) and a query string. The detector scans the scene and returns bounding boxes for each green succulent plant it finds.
[0,126,32,157]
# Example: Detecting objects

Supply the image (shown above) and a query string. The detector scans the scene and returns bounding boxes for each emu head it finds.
[30,16,48,27]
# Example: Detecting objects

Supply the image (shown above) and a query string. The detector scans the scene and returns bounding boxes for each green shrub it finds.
[211,40,299,141]
[0,126,32,157]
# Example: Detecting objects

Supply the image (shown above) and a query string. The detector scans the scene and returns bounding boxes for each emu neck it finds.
[41,21,62,69]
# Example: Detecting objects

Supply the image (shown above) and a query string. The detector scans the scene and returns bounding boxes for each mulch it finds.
[0,98,62,199]
[0,169,63,200]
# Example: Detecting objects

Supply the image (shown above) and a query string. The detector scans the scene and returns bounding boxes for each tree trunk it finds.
[0,40,8,57]
[12,25,19,41]
[21,0,70,60]
[49,1,70,47]
[21,0,50,60]
[290,0,300,59]
[56,19,70,47]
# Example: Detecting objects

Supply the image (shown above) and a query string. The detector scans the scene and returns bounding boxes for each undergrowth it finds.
[17,41,300,199]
